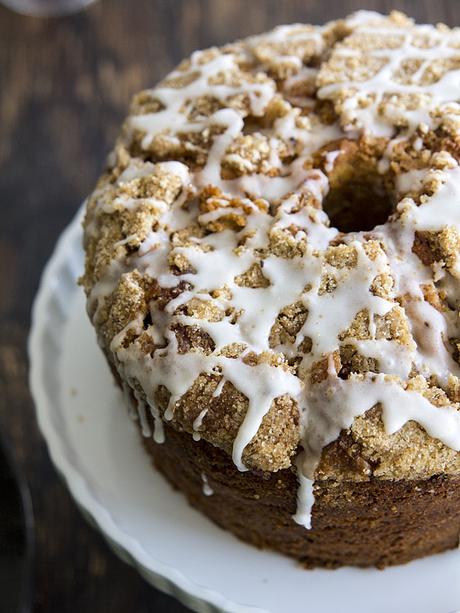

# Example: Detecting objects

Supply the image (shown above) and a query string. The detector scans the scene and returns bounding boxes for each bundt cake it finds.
[81,10,460,567]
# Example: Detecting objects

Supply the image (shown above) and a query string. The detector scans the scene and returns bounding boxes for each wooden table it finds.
[0,0,458,610]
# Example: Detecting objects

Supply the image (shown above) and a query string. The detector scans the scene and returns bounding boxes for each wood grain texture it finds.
[0,1,459,611]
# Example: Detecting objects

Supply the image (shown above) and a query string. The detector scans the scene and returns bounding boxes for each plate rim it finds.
[28,208,460,613]
[28,208,264,613]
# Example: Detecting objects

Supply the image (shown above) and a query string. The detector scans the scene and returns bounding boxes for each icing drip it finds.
[293,456,315,529]
[148,399,165,444]
[201,473,214,496]
[133,391,151,438]
[130,387,165,444]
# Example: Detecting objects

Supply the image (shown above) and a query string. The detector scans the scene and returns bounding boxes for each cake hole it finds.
[323,173,394,233]
[322,146,394,233]
[143,312,153,329]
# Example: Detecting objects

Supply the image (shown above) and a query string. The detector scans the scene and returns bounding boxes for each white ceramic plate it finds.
[29,209,460,613]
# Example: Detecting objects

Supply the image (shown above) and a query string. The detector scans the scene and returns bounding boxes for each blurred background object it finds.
[0,433,34,613]
[0,1,459,611]
[0,0,96,17]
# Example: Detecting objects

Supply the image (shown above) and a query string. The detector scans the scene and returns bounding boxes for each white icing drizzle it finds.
[212,379,225,398]
[131,54,274,146]
[133,390,151,438]
[319,13,460,136]
[128,388,165,444]
[121,381,139,421]
[301,372,460,479]
[293,455,315,529]
[193,407,209,440]
[395,168,427,196]
[86,17,460,533]
[298,241,395,372]
[148,398,165,444]
[201,472,214,496]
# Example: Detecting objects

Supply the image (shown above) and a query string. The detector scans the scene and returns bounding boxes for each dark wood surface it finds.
[1,1,459,611]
